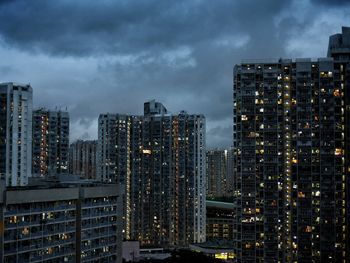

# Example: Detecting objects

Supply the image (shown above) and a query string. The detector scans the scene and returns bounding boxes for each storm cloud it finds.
[0,0,349,148]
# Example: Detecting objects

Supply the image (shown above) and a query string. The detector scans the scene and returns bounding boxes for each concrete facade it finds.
[0,181,123,263]
[32,109,69,177]
[206,149,233,198]
[0,82,33,187]
[206,201,234,241]
[69,140,97,179]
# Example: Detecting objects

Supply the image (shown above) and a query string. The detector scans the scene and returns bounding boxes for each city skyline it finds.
[0,1,349,148]
[0,1,349,261]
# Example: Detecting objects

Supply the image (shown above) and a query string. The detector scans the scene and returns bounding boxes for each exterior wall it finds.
[206,203,234,240]
[3,197,77,262]
[0,83,32,187]
[97,114,130,185]
[0,184,122,263]
[32,109,69,177]
[129,116,143,242]
[81,195,119,262]
[206,149,231,198]
[233,58,347,262]
[226,147,234,198]
[122,241,140,262]
[70,140,97,179]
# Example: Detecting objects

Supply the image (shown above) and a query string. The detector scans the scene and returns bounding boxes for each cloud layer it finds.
[0,0,349,148]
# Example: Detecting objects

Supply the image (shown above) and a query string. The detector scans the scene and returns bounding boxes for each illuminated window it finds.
[305,226,312,233]
[298,192,305,198]
[320,71,333,78]
[22,227,29,235]
[215,253,228,260]
[143,149,152,154]
[335,148,342,156]
[333,89,341,97]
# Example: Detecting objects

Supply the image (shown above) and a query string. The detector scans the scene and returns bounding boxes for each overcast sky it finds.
[0,0,349,148]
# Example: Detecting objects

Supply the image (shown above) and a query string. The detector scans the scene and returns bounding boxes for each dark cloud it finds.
[0,65,15,74]
[311,0,350,6]
[0,0,347,148]
[207,123,232,149]
[0,0,289,57]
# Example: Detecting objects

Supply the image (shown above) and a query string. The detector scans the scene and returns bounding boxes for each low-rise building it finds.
[206,200,234,241]
[0,177,123,263]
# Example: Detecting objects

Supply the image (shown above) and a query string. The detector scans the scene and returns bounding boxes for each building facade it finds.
[206,149,232,198]
[69,140,97,179]
[0,180,123,263]
[32,109,69,177]
[206,200,234,241]
[233,56,347,261]
[97,100,206,247]
[0,83,33,187]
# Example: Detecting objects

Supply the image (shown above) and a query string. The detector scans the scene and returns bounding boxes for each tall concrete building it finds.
[32,108,69,177]
[97,100,206,247]
[69,140,97,179]
[97,113,137,241]
[233,56,347,261]
[0,83,33,187]
[327,26,350,260]
[206,149,231,198]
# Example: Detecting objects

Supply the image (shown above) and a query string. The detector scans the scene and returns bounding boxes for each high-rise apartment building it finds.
[97,100,206,247]
[32,108,69,177]
[0,82,33,187]
[97,113,137,241]
[69,140,97,179]
[233,56,347,261]
[206,149,231,198]
[327,27,350,260]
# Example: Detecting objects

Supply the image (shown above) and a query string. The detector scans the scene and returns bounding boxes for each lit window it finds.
[335,148,342,156]
[333,89,341,97]
[298,192,305,198]
[142,149,152,154]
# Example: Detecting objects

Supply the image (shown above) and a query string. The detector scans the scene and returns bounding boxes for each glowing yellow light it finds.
[215,253,228,260]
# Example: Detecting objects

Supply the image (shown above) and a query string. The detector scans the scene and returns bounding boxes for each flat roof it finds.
[206,200,234,210]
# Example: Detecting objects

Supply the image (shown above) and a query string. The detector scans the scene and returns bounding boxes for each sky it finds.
[0,0,349,148]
